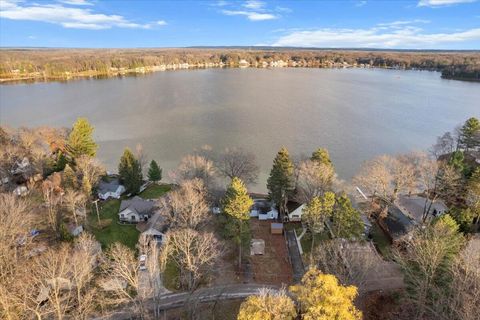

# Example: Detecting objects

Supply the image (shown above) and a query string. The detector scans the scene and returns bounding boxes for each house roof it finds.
[119,196,154,215]
[98,178,123,194]
[383,204,415,240]
[397,195,448,222]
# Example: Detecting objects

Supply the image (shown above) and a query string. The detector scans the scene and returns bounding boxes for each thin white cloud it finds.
[377,19,430,27]
[243,0,265,10]
[222,9,277,21]
[156,20,167,26]
[418,0,477,7]
[0,0,166,30]
[271,22,480,49]
[355,1,367,7]
[59,0,93,6]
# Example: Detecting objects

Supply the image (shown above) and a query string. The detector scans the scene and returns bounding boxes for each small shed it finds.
[271,223,283,235]
[250,239,265,255]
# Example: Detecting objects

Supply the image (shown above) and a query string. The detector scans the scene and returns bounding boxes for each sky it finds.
[0,0,479,49]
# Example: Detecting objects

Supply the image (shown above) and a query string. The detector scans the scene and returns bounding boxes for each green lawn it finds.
[299,230,330,255]
[88,199,140,250]
[370,224,392,258]
[163,259,180,291]
[139,183,172,199]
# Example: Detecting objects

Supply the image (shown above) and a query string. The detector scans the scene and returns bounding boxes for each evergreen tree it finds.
[222,177,254,268]
[147,160,162,183]
[118,148,143,194]
[267,147,294,219]
[459,117,480,151]
[66,118,98,159]
[54,151,67,172]
[311,148,333,167]
[331,194,364,239]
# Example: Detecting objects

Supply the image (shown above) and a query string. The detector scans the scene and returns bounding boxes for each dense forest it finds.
[0,48,479,82]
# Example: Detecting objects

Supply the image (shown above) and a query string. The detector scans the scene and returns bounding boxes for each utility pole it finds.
[93,199,100,222]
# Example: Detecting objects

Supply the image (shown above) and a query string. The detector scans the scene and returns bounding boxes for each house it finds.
[397,195,448,223]
[97,178,126,200]
[288,204,305,222]
[119,196,155,223]
[139,212,167,245]
[250,199,279,220]
[378,203,415,244]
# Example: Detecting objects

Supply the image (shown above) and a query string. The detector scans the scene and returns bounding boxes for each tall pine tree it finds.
[66,118,98,159]
[311,147,333,167]
[331,194,364,239]
[222,177,254,268]
[459,117,480,151]
[118,148,143,194]
[147,160,162,183]
[267,147,294,219]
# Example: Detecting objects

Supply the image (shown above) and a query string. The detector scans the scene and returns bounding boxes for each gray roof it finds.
[397,195,448,222]
[119,196,154,215]
[98,179,122,194]
[384,204,415,240]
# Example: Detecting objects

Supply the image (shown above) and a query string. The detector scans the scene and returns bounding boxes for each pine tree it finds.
[267,147,294,219]
[222,177,254,268]
[147,160,162,183]
[54,151,68,172]
[331,194,364,239]
[66,118,98,159]
[459,117,480,151]
[311,148,333,167]
[118,148,143,194]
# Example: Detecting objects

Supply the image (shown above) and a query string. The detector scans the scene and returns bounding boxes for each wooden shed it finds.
[270,223,283,235]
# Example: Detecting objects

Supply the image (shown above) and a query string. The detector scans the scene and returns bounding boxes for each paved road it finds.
[97,284,280,319]
[286,230,305,283]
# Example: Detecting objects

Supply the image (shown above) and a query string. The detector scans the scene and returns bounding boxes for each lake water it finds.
[1,68,479,192]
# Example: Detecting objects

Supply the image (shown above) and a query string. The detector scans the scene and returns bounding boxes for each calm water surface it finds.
[1,68,479,191]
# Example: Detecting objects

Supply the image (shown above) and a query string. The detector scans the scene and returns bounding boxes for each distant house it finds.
[250,199,279,220]
[288,204,305,222]
[119,196,155,223]
[378,204,415,244]
[397,195,448,223]
[98,178,126,200]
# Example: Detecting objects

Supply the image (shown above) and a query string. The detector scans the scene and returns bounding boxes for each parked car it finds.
[139,254,147,271]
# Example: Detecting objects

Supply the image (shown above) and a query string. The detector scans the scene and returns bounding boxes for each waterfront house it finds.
[378,203,415,244]
[98,178,125,200]
[119,196,155,223]
[250,199,279,220]
[397,195,448,223]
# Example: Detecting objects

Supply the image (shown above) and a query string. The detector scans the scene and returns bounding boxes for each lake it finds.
[1,68,479,192]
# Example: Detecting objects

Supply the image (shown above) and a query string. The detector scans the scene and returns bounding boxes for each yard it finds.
[249,220,293,285]
[88,199,140,249]
[139,183,172,199]
[87,183,172,250]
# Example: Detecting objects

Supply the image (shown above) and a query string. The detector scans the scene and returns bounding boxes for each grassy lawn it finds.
[370,224,392,258]
[300,230,330,255]
[139,183,171,199]
[163,259,180,291]
[88,199,140,250]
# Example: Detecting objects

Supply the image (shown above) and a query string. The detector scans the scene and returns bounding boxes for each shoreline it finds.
[2,64,478,85]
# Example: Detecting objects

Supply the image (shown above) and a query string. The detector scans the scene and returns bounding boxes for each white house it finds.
[119,196,155,223]
[97,178,126,200]
[250,199,279,220]
[288,204,305,222]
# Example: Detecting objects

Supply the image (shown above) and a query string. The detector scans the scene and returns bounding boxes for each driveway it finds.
[286,229,305,283]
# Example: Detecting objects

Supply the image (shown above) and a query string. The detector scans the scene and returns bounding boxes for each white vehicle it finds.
[139,254,147,271]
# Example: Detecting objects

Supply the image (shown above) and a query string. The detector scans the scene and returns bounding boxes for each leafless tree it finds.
[216,147,259,185]
[295,160,335,203]
[431,132,455,159]
[162,228,221,291]
[63,188,86,226]
[172,154,218,193]
[75,155,105,197]
[42,179,63,235]
[159,179,211,230]
[136,143,147,174]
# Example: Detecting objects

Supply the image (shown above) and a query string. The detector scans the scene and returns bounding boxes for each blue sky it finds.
[0,0,479,49]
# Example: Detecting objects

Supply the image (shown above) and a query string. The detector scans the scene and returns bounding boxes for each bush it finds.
[95,218,112,230]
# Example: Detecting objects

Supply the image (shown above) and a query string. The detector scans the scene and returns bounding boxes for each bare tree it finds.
[431,132,455,159]
[162,228,221,291]
[216,147,259,185]
[136,143,147,174]
[295,160,335,203]
[173,154,218,193]
[160,179,211,230]
[63,188,86,226]
[42,179,63,235]
[75,155,105,197]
